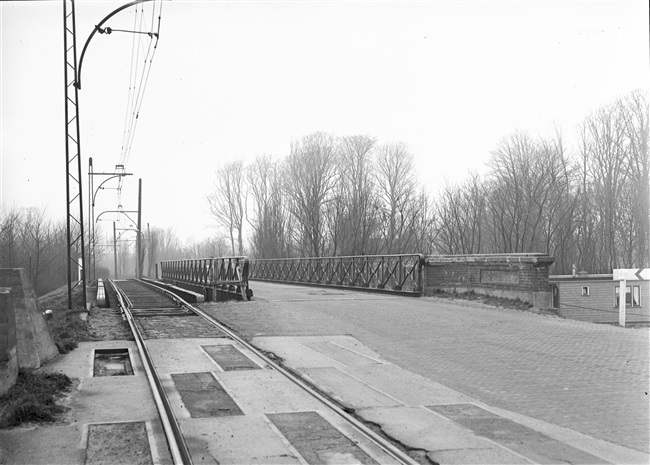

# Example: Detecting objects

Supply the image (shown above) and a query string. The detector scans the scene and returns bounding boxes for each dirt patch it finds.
[428,290,562,317]
[87,307,133,341]
[85,421,152,465]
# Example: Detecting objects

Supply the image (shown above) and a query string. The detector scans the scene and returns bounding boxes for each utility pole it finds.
[65,0,157,304]
[89,161,132,282]
[137,178,143,278]
[147,222,151,277]
[88,157,93,282]
[113,221,118,279]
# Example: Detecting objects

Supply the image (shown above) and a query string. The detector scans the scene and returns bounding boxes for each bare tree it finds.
[434,174,485,254]
[246,155,292,258]
[335,135,379,255]
[207,161,247,255]
[284,132,339,257]
[620,89,649,266]
[374,142,417,254]
[187,236,230,258]
[0,206,22,267]
[146,224,160,277]
[1,206,68,295]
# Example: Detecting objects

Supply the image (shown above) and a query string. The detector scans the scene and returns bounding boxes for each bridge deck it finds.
[203,280,650,457]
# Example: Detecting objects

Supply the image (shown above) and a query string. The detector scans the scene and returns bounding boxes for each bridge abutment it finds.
[0,269,59,369]
[0,287,18,396]
[423,254,555,307]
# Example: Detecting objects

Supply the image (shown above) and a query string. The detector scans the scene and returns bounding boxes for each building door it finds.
[551,284,560,308]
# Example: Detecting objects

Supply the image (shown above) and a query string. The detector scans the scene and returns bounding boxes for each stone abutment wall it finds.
[423,254,555,307]
[0,269,59,384]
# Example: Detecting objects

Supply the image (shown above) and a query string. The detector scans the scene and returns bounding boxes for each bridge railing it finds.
[160,257,251,300]
[249,254,425,295]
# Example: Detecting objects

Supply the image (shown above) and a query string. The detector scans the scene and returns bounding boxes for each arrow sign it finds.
[613,268,650,281]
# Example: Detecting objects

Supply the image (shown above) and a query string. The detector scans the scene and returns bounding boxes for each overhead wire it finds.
[120,2,146,168]
[117,3,141,206]
[115,0,163,207]
[122,2,161,169]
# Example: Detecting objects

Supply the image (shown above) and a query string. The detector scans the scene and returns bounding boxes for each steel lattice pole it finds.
[63,0,87,310]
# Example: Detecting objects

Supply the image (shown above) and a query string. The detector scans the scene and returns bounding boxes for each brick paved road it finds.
[200,281,650,453]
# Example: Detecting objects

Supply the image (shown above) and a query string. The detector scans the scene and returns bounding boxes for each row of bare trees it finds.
[0,206,232,294]
[99,225,232,280]
[3,90,646,285]
[0,207,69,295]
[207,90,647,273]
[434,90,648,273]
[209,133,434,259]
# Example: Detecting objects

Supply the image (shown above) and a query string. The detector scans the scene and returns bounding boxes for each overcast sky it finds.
[2,0,649,244]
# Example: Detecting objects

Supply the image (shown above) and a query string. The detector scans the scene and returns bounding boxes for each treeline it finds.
[93,226,232,281]
[0,207,68,295]
[209,135,433,259]
[0,208,231,295]
[138,227,231,277]
[2,90,647,291]
[435,90,648,273]
[209,90,648,274]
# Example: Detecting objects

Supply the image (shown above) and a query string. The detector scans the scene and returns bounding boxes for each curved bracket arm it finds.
[96,209,138,222]
[77,0,154,89]
[93,175,122,206]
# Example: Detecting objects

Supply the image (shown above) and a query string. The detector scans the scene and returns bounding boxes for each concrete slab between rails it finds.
[252,335,650,465]
[146,336,401,464]
[144,337,270,374]
[0,340,173,465]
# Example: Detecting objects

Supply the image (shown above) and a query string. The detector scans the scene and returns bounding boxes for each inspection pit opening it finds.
[93,348,134,376]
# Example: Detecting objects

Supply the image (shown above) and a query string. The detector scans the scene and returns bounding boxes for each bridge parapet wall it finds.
[423,254,555,307]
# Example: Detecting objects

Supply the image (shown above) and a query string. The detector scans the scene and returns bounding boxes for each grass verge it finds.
[47,310,94,353]
[0,369,73,428]
[41,284,96,353]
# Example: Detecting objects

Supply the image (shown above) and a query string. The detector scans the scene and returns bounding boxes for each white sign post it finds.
[613,269,649,327]
[618,278,626,327]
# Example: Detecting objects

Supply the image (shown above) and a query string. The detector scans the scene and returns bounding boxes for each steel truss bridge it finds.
[160,254,425,300]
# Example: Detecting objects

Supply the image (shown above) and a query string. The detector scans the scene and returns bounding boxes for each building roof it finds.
[550,274,613,282]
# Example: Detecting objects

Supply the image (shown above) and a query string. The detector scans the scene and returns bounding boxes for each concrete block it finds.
[0,269,59,369]
[0,287,18,396]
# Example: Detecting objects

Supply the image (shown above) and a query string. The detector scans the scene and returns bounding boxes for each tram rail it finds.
[107,279,191,465]
[109,278,419,465]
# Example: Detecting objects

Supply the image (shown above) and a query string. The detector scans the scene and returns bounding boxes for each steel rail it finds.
[107,279,192,465]
[133,278,420,465]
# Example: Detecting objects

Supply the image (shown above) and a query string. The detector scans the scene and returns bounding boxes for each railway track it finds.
[109,278,419,465]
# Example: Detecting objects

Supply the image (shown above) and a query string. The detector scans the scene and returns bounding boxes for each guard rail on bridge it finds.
[249,254,425,295]
[160,257,252,301]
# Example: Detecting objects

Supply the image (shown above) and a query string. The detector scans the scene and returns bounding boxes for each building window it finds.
[615,285,641,307]
[633,286,641,306]
[581,286,589,296]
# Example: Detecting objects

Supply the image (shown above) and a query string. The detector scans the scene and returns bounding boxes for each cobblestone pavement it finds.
[136,315,227,339]
[87,307,133,340]
[200,282,650,453]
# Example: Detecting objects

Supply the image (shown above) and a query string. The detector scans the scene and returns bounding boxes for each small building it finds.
[549,273,650,324]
